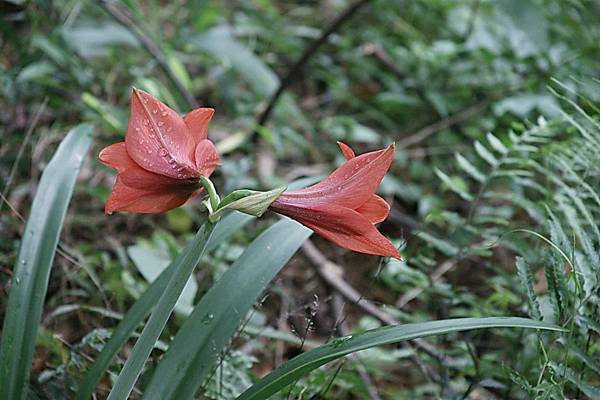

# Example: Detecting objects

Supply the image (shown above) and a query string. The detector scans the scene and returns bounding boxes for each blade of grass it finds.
[75,211,252,400]
[141,218,312,400]
[237,317,564,400]
[106,217,236,400]
[0,124,93,400]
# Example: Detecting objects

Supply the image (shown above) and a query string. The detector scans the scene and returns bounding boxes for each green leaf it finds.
[193,26,279,98]
[128,240,197,317]
[0,124,93,400]
[75,212,252,400]
[141,218,312,400]
[486,132,508,155]
[474,140,498,166]
[549,362,600,399]
[107,223,216,400]
[455,153,485,182]
[515,257,542,320]
[237,318,563,400]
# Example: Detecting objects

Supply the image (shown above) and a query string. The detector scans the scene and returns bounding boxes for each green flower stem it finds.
[199,176,220,212]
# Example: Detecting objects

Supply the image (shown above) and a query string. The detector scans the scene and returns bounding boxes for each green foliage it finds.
[0,124,93,400]
[238,318,562,400]
[2,0,600,398]
[431,83,600,397]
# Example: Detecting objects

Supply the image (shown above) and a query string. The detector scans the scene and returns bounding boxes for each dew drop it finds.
[152,108,158,114]
[200,313,215,325]
[157,121,165,127]
[135,127,141,132]
[168,159,177,165]
[161,111,167,117]
[147,149,153,154]
[159,148,168,156]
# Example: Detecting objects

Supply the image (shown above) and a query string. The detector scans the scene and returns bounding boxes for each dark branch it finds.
[99,0,198,109]
[397,100,490,149]
[256,0,372,128]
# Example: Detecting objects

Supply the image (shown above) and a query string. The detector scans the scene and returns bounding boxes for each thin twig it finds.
[1,97,48,213]
[463,0,481,42]
[302,241,396,325]
[98,0,198,109]
[300,240,448,366]
[396,259,457,309]
[331,294,383,400]
[362,43,407,80]
[396,100,490,149]
[256,0,371,128]
[0,190,110,306]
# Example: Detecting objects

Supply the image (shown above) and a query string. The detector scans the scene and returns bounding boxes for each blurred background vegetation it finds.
[1,0,600,398]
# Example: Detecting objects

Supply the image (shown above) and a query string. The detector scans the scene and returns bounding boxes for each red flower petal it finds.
[99,142,196,190]
[279,204,399,258]
[194,139,220,176]
[337,141,355,160]
[278,144,395,210]
[125,88,197,179]
[104,176,195,214]
[184,108,214,143]
[355,194,390,224]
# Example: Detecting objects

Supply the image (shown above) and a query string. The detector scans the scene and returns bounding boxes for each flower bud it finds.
[213,187,286,219]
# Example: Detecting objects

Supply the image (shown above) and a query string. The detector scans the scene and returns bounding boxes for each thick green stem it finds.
[199,176,220,212]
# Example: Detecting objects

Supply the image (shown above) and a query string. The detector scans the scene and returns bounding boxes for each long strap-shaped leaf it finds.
[141,218,312,400]
[237,317,564,400]
[0,124,93,400]
[75,211,252,400]
[107,222,216,400]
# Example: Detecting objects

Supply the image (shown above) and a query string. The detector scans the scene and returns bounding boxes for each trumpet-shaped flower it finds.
[270,142,400,258]
[99,88,219,214]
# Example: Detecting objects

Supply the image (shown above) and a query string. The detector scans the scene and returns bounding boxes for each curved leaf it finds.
[107,222,215,399]
[0,124,93,400]
[237,317,564,400]
[75,211,252,400]
[141,218,312,400]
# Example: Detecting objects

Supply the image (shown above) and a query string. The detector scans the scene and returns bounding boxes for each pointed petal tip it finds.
[337,141,356,160]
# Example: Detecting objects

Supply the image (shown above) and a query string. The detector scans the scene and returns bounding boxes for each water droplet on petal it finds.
[157,121,165,127]
[159,148,168,156]
[161,111,167,117]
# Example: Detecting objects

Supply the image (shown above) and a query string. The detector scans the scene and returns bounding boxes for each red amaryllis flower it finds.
[99,88,219,214]
[270,142,400,258]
